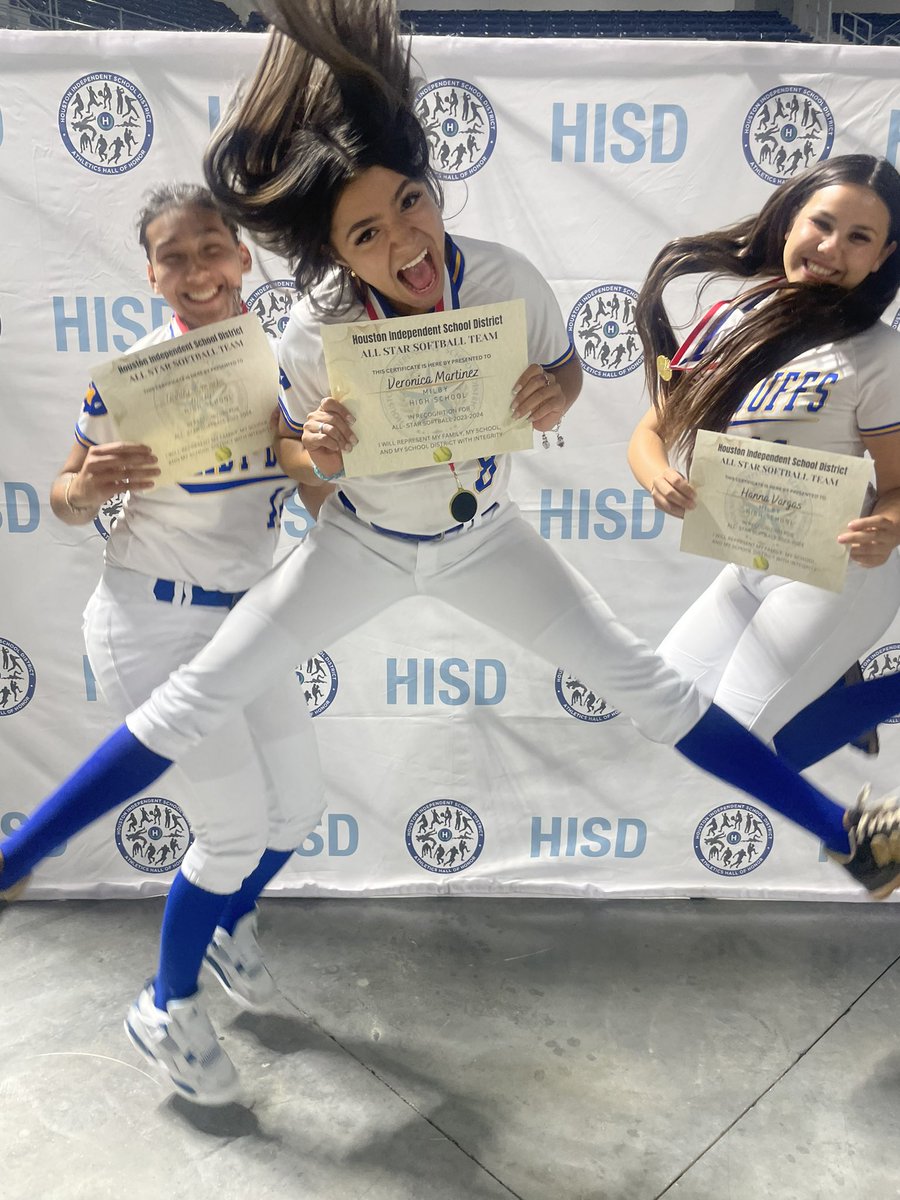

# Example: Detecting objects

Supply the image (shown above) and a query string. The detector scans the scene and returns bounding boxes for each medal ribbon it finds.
[361,234,463,320]
[658,281,784,380]
[360,237,478,522]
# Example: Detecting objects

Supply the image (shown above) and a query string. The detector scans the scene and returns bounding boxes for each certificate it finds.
[680,430,873,592]
[91,313,277,486]
[320,300,533,477]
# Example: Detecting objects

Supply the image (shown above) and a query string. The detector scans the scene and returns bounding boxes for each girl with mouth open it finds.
[630,155,900,789]
[6,1,900,1109]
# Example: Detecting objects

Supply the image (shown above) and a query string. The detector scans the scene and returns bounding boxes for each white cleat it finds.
[204,909,278,1011]
[125,984,241,1106]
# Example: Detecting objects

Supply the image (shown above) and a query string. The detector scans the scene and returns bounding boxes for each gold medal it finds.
[447,461,478,523]
[449,489,478,523]
[656,355,673,382]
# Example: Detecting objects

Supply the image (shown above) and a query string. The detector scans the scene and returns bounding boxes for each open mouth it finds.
[397,248,439,296]
[184,285,223,304]
[802,260,837,281]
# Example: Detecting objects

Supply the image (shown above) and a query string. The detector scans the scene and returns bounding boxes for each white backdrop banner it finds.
[2,30,900,901]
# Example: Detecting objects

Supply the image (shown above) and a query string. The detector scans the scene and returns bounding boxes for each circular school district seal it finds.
[568,286,642,380]
[742,86,834,185]
[554,670,620,723]
[115,796,192,874]
[247,280,296,339]
[406,799,485,873]
[0,638,36,716]
[693,803,773,877]
[415,78,497,181]
[295,651,339,717]
[59,72,153,175]
[93,491,127,541]
[860,643,900,725]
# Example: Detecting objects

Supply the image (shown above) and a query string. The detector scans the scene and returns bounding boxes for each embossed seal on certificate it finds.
[722,478,814,552]
[380,373,485,433]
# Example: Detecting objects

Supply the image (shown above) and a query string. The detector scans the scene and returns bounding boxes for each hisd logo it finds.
[693,803,773,876]
[295,651,338,716]
[247,280,296,339]
[742,86,834,185]
[568,286,642,380]
[93,491,126,541]
[415,79,497,181]
[555,670,620,722]
[859,644,900,725]
[115,797,192,874]
[406,799,484,873]
[58,72,153,175]
[0,638,36,716]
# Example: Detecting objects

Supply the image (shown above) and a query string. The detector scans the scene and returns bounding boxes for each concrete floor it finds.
[3,896,900,1200]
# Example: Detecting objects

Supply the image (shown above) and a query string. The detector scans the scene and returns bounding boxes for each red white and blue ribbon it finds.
[361,234,464,320]
[657,281,782,381]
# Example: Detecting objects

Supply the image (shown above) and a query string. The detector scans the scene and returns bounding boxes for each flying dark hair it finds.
[203,0,441,309]
[136,183,240,255]
[635,154,900,459]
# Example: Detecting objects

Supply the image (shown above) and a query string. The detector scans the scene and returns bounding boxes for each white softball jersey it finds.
[278,234,575,537]
[727,319,900,455]
[76,318,292,592]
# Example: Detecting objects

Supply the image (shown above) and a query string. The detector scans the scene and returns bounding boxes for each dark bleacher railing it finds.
[398,9,813,41]
[9,2,814,41]
[12,0,243,30]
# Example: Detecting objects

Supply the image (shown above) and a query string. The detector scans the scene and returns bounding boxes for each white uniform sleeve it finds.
[75,380,118,448]
[503,245,574,372]
[855,323,900,438]
[277,297,331,433]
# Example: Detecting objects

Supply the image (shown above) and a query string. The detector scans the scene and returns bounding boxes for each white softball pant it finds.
[656,554,900,742]
[84,565,324,893]
[128,499,706,765]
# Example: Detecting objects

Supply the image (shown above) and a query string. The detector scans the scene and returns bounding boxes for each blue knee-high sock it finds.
[217,848,293,934]
[1,725,171,889]
[676,703,850,853]
[773,672,900,771]
[154,871,230,1009]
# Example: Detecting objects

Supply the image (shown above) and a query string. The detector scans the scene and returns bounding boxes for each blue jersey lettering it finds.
[474,456,497,492]
[763,370,801,411]
[784,370,821,412]
[807,371,838,413]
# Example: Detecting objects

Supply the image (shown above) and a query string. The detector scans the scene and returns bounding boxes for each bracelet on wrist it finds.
[312,463,346,482]
[63,472,97,516]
